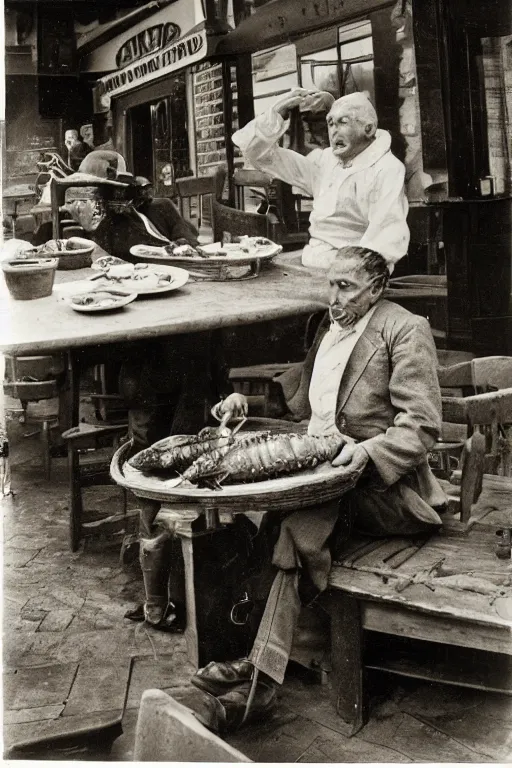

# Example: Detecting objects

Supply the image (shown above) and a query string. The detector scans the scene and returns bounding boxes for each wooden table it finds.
[0,250,327,356]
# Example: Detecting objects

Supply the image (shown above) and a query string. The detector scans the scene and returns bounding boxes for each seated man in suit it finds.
[191,245,446,732]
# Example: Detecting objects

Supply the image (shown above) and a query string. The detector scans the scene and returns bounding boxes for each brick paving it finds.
[3,413,512,761]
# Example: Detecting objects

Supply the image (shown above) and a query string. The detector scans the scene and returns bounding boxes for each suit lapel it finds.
[335,302,388,417]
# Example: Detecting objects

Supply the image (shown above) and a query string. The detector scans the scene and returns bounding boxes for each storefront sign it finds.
[84,0,206,75]
[116,22,181,68]
[100,27,206,97]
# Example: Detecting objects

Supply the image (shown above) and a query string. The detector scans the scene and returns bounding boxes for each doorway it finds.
[129,103,153,181]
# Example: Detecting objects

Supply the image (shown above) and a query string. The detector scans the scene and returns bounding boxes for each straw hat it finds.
[63,150,135,188]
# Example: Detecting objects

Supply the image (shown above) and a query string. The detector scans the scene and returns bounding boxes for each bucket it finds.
[2,257,58,300]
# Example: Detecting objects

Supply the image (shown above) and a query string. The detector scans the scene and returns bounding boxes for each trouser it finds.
[248,483,442,685]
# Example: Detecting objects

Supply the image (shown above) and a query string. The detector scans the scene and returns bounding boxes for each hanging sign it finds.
[115,22,181,68]
[88,0,207,97]
[99,27,206,97]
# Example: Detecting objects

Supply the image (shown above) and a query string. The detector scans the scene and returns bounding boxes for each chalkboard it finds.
[5,117,61,180]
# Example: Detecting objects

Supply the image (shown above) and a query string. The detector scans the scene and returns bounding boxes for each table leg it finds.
[67,351,82,551]
[325,591,367,736]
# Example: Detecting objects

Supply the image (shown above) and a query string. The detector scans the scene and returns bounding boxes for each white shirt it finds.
[308,305,378,436]
[232,110,409,271]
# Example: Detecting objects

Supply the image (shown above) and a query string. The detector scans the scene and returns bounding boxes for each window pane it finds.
[300,47,339,95]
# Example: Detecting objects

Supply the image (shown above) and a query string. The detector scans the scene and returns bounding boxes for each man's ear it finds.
[364,123,376,139]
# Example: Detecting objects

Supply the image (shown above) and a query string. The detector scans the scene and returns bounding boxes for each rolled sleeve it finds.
[232,109,318,197]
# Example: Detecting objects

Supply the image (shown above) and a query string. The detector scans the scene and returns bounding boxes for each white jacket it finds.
[232,109,410,270]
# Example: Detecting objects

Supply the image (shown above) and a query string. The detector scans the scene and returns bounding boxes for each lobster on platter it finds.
[127,409,350,490]
[178,431,347,489]
[128,426,236,472]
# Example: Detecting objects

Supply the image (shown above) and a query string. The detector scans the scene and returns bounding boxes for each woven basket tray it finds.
[129,243,282,281]
[110,439,360,512]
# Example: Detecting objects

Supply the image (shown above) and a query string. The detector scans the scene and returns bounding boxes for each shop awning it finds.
[216,0,394,55]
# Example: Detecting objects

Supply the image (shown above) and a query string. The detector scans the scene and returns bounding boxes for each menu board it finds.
[192,61,243,177]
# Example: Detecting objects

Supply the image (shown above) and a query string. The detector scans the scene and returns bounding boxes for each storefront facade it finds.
[82,0,254,199]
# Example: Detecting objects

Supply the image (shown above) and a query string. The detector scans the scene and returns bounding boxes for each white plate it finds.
[66,290,137,313]
[91,264,190,295]
[130,240,282,264]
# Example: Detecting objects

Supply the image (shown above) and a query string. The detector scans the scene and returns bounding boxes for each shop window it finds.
[297,21,375,102]
[251,45,299,115]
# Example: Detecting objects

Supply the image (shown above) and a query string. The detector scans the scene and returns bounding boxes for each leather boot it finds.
[139,529,174,626]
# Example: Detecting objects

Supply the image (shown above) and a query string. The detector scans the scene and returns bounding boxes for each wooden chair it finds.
[175,166,226,230]
[134,689,250,762]
[233,168,273,211]
[211,198,271,243]
[435,356,512,488]
[3,354,66,479]
[50,177,90,239]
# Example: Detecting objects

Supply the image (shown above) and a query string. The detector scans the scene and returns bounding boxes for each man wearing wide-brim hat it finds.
[32,150,198,251]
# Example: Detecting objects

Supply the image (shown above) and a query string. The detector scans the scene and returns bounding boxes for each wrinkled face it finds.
[65,130,79,150]
[66,187,106,232]
[326,103,373,162]
[81,125,94,145]
[327,256,384,326]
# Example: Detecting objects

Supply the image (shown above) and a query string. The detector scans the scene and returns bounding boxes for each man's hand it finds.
[273,88,316,119]
[331,442,369,475]
[214,392,248,422]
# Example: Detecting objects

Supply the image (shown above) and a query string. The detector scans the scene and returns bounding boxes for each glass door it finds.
[151,73,191,198]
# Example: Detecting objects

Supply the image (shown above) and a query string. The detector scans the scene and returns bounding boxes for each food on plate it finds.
[9,238,93,260]
[70,291,122,308]
[129,426,348,489]
[93,256,129,270]
[128,426,235,472]
[99,263,174,290]
[164,242,201,258]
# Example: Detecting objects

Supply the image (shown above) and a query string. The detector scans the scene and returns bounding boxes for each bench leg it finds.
[326,591,368,736]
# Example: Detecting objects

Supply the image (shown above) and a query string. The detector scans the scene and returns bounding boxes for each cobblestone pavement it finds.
[3,417,512,762]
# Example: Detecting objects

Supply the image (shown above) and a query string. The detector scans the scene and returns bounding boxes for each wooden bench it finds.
[325,513,512,735]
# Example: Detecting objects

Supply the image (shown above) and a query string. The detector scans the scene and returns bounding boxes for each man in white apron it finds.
[233,90,410,271]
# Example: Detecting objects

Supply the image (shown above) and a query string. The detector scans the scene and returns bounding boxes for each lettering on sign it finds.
[115,23,181,68]
[101,30,206,96]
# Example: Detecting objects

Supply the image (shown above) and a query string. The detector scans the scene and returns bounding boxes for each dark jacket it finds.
[32,197,198,256]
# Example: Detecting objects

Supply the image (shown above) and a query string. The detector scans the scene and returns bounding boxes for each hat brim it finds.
[59,172,129,188]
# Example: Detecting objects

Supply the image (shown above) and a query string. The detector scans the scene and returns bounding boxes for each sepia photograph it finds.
[1,0,511,761]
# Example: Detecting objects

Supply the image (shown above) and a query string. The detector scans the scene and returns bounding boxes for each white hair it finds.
[328,93,378,129]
